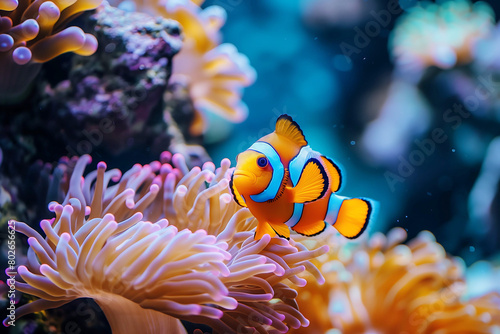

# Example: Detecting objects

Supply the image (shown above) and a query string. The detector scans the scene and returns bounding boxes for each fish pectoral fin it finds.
[229,175,247,207]
[334,198,372,239]
[321,156,342,192]
[255,222,277,240]
[269,223,290,240]
[292,220,327,236]
[291,158,329,203]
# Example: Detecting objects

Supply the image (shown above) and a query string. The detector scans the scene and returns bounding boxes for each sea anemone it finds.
[112,0,256,136]
[6,153,326,333]
[291,228,500,333]
[390,0,495,75]
[0,0,101,103]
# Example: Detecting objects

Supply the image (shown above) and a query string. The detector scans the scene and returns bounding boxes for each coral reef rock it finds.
[38,3,183,159]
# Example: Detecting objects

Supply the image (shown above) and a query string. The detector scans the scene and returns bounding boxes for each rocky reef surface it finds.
[0,2,209,235]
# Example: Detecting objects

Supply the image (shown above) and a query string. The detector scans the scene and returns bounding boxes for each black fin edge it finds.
[270,225,290,240]
[292,221,327,237]
[322,156,343,192]
[229,174,245,207]
[302,158,329,203]
[276,114,308,146]
[344,199,372,239]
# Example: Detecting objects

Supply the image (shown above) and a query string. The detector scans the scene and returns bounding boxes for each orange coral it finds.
[291,228,500,334]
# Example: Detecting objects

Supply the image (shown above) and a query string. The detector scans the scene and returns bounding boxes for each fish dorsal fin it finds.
[290,158,329,203]
[229,175,247,207]
[275,114,308,146]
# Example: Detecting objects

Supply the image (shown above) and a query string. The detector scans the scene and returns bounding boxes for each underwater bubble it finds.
[470,246,476,252]
[333,54,353,72]
[350,140,356,145]
[452,148,456,152]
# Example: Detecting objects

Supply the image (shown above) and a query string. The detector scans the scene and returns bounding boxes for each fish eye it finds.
[257,157,268,168]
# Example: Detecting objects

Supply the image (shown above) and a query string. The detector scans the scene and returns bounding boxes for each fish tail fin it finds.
[334,198,372,239]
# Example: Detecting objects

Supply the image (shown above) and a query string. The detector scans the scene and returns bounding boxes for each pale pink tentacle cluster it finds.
[9,152,326,333]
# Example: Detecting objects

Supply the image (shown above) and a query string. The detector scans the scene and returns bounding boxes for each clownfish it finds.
[229,114,373,240]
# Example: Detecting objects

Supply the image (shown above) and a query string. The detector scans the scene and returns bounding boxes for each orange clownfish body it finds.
[230,114,373,240]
